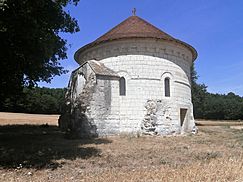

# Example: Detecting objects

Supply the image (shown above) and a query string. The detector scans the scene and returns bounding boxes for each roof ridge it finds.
[94,16,134,41]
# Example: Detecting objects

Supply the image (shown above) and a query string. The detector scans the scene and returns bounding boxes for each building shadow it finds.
[0,124,112,170]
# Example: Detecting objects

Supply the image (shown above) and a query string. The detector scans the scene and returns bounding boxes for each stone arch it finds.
[161,72,174,98]
[164,77,170,97]
[117,71,130,97]
[119,77,126,96]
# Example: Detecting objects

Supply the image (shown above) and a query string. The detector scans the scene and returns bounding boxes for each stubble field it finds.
[0,112,243,182]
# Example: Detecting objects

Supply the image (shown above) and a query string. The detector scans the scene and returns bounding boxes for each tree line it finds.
[1,87,66,114]
[192,84,243,120]
[191,65,243,120]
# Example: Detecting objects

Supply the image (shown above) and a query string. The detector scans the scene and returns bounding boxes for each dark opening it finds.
[180,108,187,126]
[165,77,170,97]
[119,77,126,96]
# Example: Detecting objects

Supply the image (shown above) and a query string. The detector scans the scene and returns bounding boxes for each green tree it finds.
[3,87,66,114]
[191,64,243,120]
[0,0,80,108]
[203,92,243,120]
[191,63,208,118]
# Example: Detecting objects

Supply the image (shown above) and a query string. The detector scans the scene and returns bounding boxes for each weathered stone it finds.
[59,15,198,138]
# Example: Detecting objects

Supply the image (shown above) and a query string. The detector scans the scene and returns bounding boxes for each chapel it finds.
[59,12,198,137]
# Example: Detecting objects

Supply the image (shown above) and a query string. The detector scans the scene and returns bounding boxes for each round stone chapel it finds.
[59,14,198,137]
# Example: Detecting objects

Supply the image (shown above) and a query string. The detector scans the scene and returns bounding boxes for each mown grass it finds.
[0,124,243,181]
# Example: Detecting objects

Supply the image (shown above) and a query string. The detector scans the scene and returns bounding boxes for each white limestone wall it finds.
[75,38,195,135]
[88,77,120,135]
[100,55,192,134]
[76,39,194,79]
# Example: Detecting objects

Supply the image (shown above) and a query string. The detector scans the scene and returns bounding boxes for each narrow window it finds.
[119,77,126,96]
[165,77,170,97]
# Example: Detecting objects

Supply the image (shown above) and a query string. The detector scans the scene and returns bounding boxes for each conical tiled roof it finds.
[94,15,174,43]
[75,15,197,61]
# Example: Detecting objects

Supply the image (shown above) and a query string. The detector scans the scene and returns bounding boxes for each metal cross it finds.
[132,8,136,16]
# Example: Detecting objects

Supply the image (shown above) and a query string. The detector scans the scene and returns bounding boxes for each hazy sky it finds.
[39,0,243,96]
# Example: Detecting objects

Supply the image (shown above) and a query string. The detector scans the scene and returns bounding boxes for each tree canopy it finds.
[0,0,80,108]
[2,87,66,114]
[191,64,208,118]
[191,64,243,120]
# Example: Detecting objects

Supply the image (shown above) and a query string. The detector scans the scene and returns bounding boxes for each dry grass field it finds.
[0,112,59,125]
[0,112,243,182]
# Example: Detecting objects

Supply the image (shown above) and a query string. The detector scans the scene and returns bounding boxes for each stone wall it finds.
[76,38,193,79]
[59,63,99,137]
[98,54,194,135]
[59,62,122,137]
[60,38,196,137]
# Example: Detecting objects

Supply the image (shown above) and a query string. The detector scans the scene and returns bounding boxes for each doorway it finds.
[180,108,188,127]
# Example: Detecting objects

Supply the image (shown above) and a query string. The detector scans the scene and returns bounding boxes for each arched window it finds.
[164,77,170,97]
[119,77,126,96]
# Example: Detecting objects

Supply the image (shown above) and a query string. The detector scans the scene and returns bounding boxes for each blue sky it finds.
[39,0,243,96]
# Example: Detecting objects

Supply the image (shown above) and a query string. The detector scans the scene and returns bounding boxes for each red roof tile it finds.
[94,15,174,43]
[75,15,197,61]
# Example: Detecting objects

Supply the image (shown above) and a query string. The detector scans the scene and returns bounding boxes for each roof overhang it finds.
[74,37,197,63]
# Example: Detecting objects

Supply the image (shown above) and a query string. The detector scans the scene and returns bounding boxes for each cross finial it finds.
[132,8,136,16]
